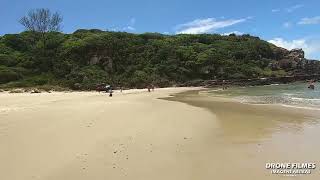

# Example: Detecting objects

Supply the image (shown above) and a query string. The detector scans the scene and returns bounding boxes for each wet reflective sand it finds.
[163,90,320,179]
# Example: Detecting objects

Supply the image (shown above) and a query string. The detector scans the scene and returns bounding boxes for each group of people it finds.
[99,84,155,97]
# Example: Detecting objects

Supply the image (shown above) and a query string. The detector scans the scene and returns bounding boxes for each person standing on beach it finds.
[222,80,226,90]
[308,80,315,90]
[109,86,113,97]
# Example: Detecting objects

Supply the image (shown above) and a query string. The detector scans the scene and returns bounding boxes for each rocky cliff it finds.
[270,47,320,75]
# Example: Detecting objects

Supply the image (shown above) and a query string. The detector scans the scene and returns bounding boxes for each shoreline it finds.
[2,84,319,113]
[167,87,320,113]
[164,89,320,119]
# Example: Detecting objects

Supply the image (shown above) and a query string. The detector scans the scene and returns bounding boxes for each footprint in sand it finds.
[86,122,94,128]
[109,142,132,173]
[76,153,89,171]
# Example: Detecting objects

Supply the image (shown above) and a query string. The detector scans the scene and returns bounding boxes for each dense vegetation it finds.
[0,30,312,90]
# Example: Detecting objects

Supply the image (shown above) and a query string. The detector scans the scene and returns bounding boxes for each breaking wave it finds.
[207,82,320,110]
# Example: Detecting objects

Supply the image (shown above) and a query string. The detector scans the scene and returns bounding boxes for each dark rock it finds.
[73,83,82,90]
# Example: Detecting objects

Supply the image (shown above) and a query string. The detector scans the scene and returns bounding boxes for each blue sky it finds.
[1,0,320,59]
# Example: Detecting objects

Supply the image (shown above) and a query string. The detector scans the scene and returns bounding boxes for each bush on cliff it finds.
[0,30,318,89]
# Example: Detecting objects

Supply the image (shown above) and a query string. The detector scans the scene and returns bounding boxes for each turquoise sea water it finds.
[206,82,320,110]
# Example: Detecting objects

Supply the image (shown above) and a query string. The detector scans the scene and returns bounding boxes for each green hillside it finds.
[0,30,319,90]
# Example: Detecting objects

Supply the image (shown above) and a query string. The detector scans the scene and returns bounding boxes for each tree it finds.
[18,9,63,72]
[19,8,63,33]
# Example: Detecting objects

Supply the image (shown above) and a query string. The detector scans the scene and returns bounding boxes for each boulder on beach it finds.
[24,89,31,93]
[9,89,24,93]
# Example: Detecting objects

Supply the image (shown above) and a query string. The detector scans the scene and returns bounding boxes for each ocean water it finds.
[205,82,320,110]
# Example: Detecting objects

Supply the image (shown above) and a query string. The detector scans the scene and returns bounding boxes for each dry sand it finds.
[0,88,319,180]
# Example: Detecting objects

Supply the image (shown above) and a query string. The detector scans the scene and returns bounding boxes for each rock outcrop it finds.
[89,54,113,71]
[269,47,320,75]
[287,48,304,60]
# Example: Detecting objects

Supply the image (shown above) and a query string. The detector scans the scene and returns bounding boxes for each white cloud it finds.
[175,17,249,34]
[268,38,307,50]
[124,26,135,31]
[298,16,320,25]
[109,27,119,31]
[271,5,304,14]
[286,4,304,13]
[283,22,292,28]
[268,38,320,59]
[221,31,243,36]
[122,18,136,31]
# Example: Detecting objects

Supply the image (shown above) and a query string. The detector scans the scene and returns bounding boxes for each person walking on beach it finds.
[104,84,110,93]
[109,85,113,97]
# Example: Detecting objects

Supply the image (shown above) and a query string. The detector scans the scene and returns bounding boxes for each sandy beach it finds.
[0,88,319,180]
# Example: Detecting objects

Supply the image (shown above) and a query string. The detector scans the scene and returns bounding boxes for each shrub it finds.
[0,68,21,83]
[0,54,19,66]
[66,66,108,90]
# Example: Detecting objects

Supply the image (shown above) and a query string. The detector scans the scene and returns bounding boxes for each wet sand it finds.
[0,88,319,179]
[164,90,320,179]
